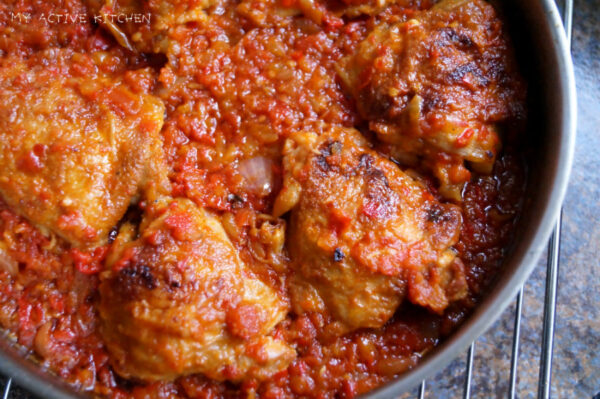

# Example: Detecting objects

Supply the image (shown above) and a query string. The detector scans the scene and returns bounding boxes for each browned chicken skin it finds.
[337,0,525,199]
[0,50,166,248]
[274,126,467,333]
[99,198,295,382]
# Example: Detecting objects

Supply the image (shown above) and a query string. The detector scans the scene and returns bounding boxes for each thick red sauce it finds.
[0,0,526,397]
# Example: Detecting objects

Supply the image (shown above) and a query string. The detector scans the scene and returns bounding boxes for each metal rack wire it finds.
[0,0,574,397]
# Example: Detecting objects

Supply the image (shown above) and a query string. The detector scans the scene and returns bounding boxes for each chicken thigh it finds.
[0,50,166,248]
[99,198,295,382]
[337,0,525,199]
[274,126,467,333]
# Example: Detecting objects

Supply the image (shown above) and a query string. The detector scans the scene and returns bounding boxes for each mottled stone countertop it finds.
[0,0,598,398]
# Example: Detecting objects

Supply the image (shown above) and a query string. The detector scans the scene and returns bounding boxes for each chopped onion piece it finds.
[238,157,275,197]
[0,247,17,276]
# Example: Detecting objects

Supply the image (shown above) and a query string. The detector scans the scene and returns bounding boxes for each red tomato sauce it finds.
[0,0,526,397]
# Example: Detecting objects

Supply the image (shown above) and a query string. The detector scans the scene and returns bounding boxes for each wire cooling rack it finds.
[0,0,574,397]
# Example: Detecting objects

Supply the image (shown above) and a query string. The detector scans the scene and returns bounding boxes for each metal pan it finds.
[0,0,576,397]
[364,0,577,395]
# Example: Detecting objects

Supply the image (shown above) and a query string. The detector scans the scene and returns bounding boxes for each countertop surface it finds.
[0,0,598,398]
